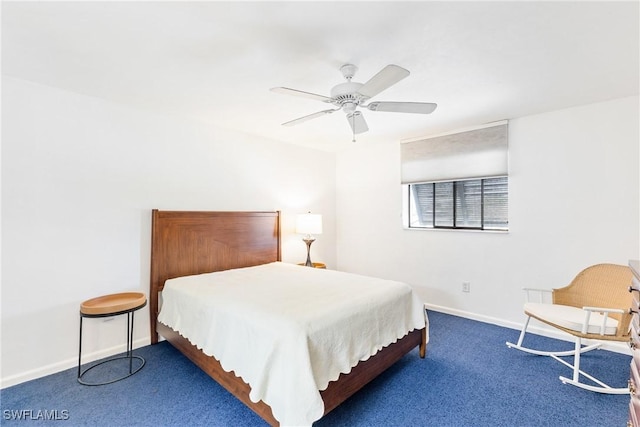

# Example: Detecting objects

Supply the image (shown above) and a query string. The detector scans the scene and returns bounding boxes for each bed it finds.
[149,209,427,426]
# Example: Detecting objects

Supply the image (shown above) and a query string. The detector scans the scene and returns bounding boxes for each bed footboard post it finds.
[150,313,159,345]
[420,328,427,358]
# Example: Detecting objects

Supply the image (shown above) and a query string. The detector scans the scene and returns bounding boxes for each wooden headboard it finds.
[149,210,281,344]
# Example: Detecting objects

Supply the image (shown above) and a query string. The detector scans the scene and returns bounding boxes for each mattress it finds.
[158,262,427,426]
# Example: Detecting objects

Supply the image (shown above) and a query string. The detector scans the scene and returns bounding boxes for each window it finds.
[401,121,509,231]
[407,176,508,230]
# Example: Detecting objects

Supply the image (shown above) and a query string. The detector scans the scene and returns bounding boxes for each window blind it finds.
[401,121,508,184]
[408,177,508,230]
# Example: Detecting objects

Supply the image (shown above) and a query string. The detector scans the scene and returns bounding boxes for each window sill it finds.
[403,226,509,234]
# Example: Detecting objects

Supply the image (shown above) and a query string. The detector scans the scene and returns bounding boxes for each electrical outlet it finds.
[462,282,471,293]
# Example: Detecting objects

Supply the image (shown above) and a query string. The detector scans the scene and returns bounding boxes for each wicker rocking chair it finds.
[506,263,633,394]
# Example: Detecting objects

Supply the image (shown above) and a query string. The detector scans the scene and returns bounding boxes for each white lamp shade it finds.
[296,213,323,235]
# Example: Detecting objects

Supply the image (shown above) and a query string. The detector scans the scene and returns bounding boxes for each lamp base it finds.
[303,237,315,267]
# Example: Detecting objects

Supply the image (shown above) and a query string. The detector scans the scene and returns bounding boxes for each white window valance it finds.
[400,121,508,184]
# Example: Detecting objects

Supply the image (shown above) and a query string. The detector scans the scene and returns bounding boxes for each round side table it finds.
[297,262,327,269]
[77,292,147,386]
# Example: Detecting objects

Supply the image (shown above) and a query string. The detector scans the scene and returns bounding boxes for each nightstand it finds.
[297,262,326,269]
[78,292,146,385]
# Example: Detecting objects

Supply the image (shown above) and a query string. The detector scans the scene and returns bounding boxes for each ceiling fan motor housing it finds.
[330,81,366,111]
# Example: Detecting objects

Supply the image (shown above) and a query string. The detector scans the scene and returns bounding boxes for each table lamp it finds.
[296,212,322,267]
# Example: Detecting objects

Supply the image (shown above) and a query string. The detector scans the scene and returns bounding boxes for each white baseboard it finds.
[0,337,150,389]
[425,303,631,355]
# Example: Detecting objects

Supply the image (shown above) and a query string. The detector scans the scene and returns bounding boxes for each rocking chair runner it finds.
[506,263,633,394]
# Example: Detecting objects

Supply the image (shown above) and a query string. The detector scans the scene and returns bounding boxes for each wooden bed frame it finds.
[149,209,426,426]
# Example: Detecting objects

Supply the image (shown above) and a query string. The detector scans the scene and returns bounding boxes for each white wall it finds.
[336,96,639,328]
[1,76,337,387]
[2,77,637,387]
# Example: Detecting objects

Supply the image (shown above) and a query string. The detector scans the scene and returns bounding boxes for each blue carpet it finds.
[1,311,629,426]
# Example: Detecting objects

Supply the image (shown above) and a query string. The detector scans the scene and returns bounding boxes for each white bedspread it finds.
[158,262,427,426]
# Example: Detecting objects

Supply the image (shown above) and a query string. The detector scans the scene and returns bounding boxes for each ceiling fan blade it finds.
[270,87,333,103]
[367,101,437,114]
[356,64,410,100]
[282,109,338,127]
[346,112,369,134]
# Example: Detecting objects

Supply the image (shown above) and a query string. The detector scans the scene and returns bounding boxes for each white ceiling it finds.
[2,1,638,152]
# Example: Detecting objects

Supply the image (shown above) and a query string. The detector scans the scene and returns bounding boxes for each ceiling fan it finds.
[270,64,437,141]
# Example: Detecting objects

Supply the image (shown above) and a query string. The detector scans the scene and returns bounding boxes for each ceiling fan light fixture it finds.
[342,102,357,114]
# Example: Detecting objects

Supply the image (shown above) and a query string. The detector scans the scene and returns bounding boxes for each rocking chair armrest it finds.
[579,306,626,335]
[581,306,625,314]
